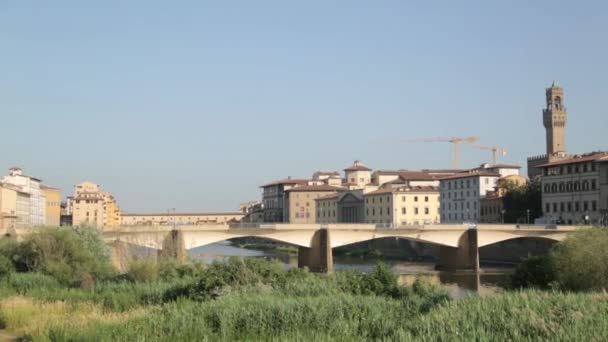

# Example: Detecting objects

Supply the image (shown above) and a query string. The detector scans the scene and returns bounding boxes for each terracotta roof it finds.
[260,178,309,188]
[537,152,608,168]
[373,170,401,176]
[315,193,339,201]
[122,212,243,217]
[285,184,344,192]
[344,161,372,172]
[421,169,464,174]
[398,171,442,181]
[439,171,501,180]
[364,186,439,196]
[344,165,372,172]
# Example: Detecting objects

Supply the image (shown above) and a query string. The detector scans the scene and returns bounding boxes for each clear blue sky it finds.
[1,1,607,212]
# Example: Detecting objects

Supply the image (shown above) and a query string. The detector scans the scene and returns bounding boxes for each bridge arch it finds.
[476,230,568,248]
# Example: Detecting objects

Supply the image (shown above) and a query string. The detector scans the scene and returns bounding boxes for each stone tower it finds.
[543,81,567,155]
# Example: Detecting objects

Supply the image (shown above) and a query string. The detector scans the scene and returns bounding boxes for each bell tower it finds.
[543,81,567,155]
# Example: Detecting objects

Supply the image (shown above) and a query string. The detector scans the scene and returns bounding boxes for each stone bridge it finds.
[99,223,581,273]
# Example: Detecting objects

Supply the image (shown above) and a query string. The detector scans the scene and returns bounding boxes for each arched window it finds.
[554,96,562,110]
[551,183,558,193]
[582,181,589,191]
[566,182,573,192]
[544,184,550,193]
[559,183,565,192]
[574,182,580,191]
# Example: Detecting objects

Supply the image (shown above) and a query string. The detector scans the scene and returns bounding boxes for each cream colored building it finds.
[121,212,244,226]
[72,181,121,227]
[538,152,608,224]
[284,184,343,224]
[363,186,441,226]
[344,161,372,189]
[41,185,61,227]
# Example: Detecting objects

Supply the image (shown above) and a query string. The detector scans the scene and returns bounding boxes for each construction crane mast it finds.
[467,144,507,165]
[401,136,480,169]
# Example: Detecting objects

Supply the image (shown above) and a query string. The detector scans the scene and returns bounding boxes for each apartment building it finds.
[261,178,310,222]
[440,171,501,224]
[363,186,440,226]
[121,212,244,226]
[2,168,46,226]
[72,181,121,227]
[538,152,608,224]
[284,184,343,224]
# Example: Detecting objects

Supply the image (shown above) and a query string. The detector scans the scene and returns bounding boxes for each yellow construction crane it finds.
[467,144,507,165]
[400,136,480,169]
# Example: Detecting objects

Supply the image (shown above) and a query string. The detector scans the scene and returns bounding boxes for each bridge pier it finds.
[158,229,187,263]
[298,228,333,273]
[111,240,131,272]
[437,228,479,272]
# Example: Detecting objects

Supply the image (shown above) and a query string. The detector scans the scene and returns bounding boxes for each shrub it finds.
[12,227,114,284]
[0,238,20,271]
[0,255,14,280]
[336,263,399,297]
[551,228,608,291]
[126,258,159,283]
[511,255,556,289]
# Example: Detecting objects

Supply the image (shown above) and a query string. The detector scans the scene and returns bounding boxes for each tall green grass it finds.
[39,290,608,341]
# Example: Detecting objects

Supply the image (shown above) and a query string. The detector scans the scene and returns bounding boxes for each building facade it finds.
[41,185,61,227]
[284,185,343,224]
[121,212,244,226]
[538,152,608,224]
[363,186,440,226]
[440,171,501,223]
[261,178,310,222]
[2,168,46,226]
[72,181,121,227]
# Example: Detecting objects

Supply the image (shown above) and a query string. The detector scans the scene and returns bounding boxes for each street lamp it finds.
[501,209,506,224]
[526,209,530,225]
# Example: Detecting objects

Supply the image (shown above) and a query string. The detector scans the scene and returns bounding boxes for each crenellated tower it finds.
[543,81,567,155]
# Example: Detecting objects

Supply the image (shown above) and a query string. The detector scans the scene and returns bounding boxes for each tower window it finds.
[554,96,562,110]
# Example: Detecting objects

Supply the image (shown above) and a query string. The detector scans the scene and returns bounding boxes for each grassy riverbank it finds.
[1,261,608,341]
[2,227,608,341]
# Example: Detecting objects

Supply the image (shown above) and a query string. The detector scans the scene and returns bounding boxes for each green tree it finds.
[503,180,542,224]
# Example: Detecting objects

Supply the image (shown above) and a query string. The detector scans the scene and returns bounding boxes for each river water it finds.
[189,242,512,298]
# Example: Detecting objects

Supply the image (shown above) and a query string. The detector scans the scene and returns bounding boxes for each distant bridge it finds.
[4,223,582,273]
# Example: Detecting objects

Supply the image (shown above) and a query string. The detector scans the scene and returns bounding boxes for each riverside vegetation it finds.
[1,227,608,341]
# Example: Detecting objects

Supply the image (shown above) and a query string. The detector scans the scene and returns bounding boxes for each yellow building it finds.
[41,185,61,227]
[72,181,121,227]
[364,186,441,226]
[284,185,343,223]
[0,183,18,229]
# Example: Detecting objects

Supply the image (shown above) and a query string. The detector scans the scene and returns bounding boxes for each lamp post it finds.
[501,209,506,224]
[526,209,530,225]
